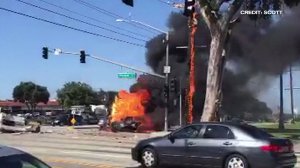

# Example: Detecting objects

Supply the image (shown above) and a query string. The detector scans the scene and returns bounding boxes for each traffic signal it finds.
[163,84,169,98]
[42,47,48,59]
[170,78,178,93]
[122,0,134,7]
[183,0,195,17]
[80,50,86,63]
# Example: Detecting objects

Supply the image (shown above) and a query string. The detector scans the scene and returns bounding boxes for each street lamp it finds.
[116,18,170,131]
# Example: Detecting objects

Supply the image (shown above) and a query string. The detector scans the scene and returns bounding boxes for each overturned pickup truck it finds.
[110,117,142,132]
[0,112,41,133]
[110,116,154,133]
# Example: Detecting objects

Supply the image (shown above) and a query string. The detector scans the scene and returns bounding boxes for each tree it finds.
[57,82,99,107]
[197,0,299,121]
[13,82,50,111]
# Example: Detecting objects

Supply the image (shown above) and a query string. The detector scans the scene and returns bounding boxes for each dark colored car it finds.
[81,113,99,125]
[51,114,70,126]
[0,145,51,168]
[131,122,297,168]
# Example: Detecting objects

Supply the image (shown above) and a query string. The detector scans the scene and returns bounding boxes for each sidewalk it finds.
[294,141,300,153]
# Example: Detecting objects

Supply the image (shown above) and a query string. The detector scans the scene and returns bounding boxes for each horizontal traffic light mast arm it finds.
[54,49,165,79]
[88,55,165,79]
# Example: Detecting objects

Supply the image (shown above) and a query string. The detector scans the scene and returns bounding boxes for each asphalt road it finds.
[0,126,299,168]
[0,126,148,168]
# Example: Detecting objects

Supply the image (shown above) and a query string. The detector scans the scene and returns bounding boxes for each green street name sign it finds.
[117,72,137,79]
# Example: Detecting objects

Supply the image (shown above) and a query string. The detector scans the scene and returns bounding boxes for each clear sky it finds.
[0,0,299,114]
[0,0,177,99]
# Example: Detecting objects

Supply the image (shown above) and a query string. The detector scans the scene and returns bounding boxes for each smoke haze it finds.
[134,6,300,127]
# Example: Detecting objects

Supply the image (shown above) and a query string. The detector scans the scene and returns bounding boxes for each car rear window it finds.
[239,125,273,139]
[0,154,50,168]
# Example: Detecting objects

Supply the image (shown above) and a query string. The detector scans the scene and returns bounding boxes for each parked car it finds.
[0,145,51,168]
[81,113,98,125]
[131,122,297,168]
[51,114,70,126]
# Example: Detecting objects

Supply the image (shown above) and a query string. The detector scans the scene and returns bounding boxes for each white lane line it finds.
[59,150,130,159]
[15,146,131,159]
[0,141,131,154]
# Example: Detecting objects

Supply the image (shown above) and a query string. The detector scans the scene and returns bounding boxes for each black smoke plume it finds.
[133,7,300,127]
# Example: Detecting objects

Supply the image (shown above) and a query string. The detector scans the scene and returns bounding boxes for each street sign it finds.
[71,117,76,125]
[117,72,137,79]
[164,66,171,74]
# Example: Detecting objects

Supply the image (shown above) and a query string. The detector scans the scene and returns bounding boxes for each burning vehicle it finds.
[0,112,41,133]
[109,89,153,132]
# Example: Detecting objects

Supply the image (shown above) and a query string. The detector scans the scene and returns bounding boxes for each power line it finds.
[72,0,159,35]
[156,0,174,6]
[36,0,151,39]
[73,0,121,19]
[0,7,145,47]
[156,0,183,6]
[16,0,147,42]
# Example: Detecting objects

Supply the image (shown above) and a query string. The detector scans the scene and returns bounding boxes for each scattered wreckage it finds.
[0,112,40,133]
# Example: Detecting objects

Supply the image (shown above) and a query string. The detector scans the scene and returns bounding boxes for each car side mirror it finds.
[168,133,175,143]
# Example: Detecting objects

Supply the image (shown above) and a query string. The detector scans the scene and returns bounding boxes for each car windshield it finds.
[0,154,51,168]
[239,125,274,139]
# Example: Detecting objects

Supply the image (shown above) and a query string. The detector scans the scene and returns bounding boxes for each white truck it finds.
[0,112,40,133]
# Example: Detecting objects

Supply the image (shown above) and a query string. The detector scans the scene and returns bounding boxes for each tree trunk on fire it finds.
[201,30,226,122]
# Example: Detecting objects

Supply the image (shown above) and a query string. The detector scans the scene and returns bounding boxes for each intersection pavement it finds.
[0,126,299,168]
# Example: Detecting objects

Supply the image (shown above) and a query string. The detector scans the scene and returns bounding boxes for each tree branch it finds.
[220,0,244,30]
[214,0,229,10]
[197,0,219,28]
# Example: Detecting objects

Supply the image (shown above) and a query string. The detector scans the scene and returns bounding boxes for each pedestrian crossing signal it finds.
[183,0,195,17]
[122,0,133,7]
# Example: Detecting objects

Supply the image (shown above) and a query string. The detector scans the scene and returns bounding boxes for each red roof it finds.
[0,101,23,107]
[0,100,60,107]
[37,100,60,106]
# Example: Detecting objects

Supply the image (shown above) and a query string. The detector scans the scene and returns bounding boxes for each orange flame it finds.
[187,13,198,124]
[110,89,153,131]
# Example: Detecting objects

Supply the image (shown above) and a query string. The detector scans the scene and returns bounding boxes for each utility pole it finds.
[279,73,285,130]
[289,65,295,123]
[116,19,170,131]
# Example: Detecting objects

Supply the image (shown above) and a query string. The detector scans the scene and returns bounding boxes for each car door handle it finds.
[223,142,233,146]
[187,142,196,146]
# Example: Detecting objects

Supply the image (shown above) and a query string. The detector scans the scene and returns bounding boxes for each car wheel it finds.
[224,154,248,168]
[141,148,158,168]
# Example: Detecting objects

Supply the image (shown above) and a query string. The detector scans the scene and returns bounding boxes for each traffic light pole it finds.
[116,18,170,131]
[164,32,170,132]
[179,77,182,127]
